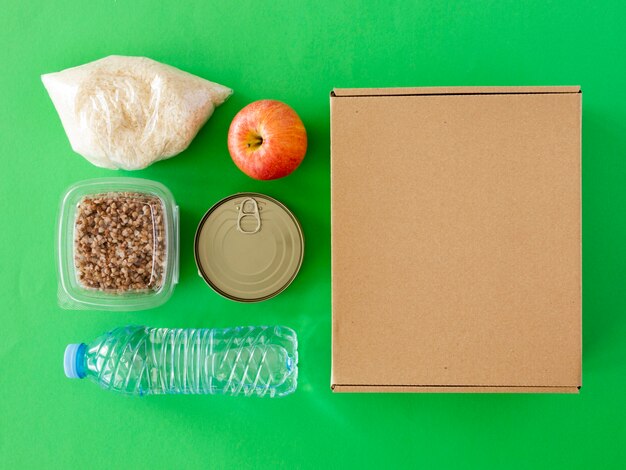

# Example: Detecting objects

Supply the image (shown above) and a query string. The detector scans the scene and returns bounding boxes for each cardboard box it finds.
[330,86,582,393]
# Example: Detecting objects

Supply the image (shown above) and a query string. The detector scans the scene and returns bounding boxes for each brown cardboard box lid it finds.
[330,86,581,393]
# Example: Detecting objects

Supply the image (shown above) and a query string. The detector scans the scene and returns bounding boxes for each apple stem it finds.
[247,136,264,149]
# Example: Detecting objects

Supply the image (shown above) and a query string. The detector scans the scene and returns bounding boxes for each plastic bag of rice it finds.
[42,55,232,170]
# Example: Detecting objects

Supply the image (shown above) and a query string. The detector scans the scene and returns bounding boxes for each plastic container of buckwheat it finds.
[57,178,179,310]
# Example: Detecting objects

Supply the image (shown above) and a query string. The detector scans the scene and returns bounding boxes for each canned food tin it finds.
[194,193,304,302]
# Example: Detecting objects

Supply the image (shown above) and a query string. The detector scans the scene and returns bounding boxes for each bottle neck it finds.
[64,343,87,379]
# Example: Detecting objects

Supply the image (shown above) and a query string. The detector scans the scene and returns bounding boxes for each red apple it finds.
[227,100,307,180]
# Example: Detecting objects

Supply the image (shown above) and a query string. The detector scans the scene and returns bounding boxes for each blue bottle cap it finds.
[64,343,86,379]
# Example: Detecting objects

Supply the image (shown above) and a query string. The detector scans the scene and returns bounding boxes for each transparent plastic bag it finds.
[42,55,232,170]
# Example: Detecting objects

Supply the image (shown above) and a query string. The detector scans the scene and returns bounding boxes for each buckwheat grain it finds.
[74,192,166,292]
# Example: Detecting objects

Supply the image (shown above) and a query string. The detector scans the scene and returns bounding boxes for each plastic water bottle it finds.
[64,325,298,397]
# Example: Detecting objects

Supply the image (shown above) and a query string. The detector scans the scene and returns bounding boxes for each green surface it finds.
[1,1,625,468]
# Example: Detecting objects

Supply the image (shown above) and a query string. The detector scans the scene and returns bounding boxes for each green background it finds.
[1,0,625,468]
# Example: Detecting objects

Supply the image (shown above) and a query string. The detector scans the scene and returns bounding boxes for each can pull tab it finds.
[236,198,261,234]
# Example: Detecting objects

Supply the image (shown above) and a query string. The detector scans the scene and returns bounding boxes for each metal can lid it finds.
[194,193,304,302]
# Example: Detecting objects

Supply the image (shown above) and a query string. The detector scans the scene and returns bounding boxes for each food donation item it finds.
[195,193,304,302]
[64,325,298,397]
[57,178,179,310]
[42,55,232,170]
[228,100,307,180]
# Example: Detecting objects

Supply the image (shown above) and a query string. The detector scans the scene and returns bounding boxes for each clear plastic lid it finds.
[57,178,179,310]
